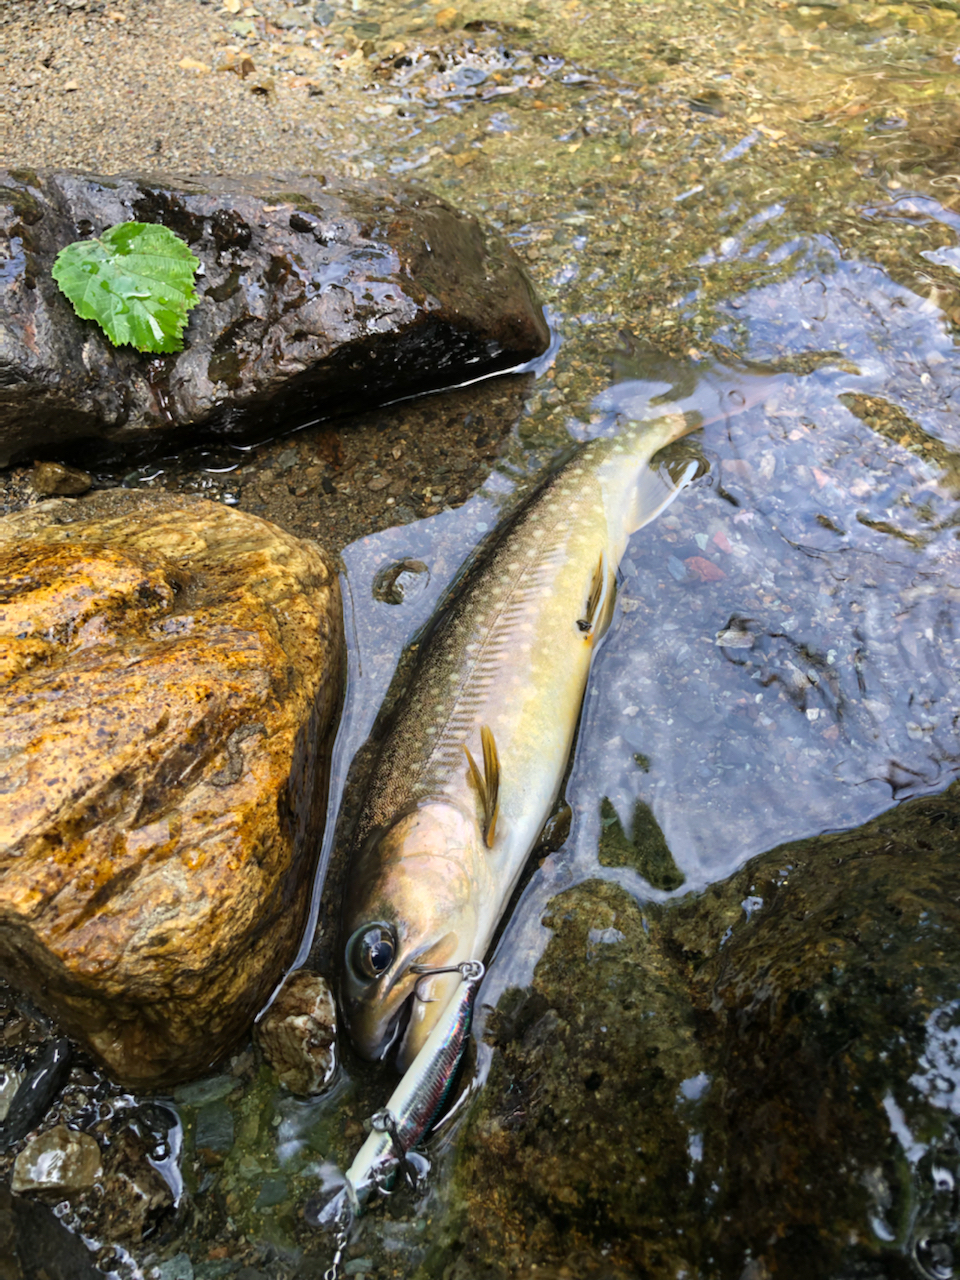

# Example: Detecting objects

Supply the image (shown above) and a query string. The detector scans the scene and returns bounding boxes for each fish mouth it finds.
[343,966,418,1063]
[347,972,459,1069]
[342,930,463,1063]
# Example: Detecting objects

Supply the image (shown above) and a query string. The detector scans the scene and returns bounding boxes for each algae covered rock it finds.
[0,169,550,463]
[436,785,960,1280]
[0,491,343,1088]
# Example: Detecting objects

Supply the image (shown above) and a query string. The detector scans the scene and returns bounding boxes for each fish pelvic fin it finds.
[626,458,699,537]
[577,550,615,642]
[463,724,500,849]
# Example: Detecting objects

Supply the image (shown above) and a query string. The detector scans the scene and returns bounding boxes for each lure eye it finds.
[348,923,397,982]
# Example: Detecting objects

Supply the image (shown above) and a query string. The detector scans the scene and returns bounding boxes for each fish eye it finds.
[348,923,397,982]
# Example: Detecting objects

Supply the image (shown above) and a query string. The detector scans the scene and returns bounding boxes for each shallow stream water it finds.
[6,0,960,1276]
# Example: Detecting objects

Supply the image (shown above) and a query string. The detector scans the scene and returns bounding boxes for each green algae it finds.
[598,795,686,891]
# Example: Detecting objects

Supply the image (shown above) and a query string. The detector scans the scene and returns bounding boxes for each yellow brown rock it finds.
[0,491,344,1088]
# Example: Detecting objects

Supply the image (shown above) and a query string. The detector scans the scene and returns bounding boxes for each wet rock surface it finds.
[0,490,344,1087]
[0,168,549,463]
[0,1184,103,1280]
[11,1124,102,1195]
[0,1038,71,1152]
[255,970,338,1096]
[435,784,960,1280]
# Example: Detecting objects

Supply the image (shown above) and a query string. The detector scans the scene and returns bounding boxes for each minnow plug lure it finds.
[345,958,483,1209]
[319,961,484,1280]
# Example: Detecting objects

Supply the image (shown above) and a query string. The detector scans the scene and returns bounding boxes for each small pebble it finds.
[30,461,92,497]
[256,969,338,1095]
[11,1124,102,1194]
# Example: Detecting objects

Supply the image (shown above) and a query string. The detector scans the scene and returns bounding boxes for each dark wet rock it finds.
[0,1038,71,1152]
[0,1184,102,1280]
[0,490,344,1088]
[10,1124,102,1194]
[255,970,338,1095]
[437,783,960,1280]
[441,879,702,1280]
[28,461,92,497]
[93,1120,176,1244]
[0,169,550,464]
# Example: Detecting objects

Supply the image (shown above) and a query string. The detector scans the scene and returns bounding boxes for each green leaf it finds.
[52,221,201,354]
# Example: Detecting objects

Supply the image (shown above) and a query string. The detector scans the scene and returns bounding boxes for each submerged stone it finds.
[29,461,93,497]
[194,1102,235,1160]
[0,1038,71,1152]
[0,170,550,464]
[0,490,344,1088]
[92,1120,176,1244]
[11,1125,102,1195]
[0,1184,103,1279]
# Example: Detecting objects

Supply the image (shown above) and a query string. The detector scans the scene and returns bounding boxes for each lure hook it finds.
[371,1108,422,1190]
[410,959,485,1002]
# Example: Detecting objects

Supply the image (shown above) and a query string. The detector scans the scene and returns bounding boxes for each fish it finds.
[340,412,696,1069]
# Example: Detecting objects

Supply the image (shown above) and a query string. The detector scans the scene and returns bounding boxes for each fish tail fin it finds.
[626,458,698,537]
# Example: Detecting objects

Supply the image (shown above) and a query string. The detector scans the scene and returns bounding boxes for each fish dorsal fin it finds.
[577,550,615,641]
[463,725,500,848]
[627,459,698,536]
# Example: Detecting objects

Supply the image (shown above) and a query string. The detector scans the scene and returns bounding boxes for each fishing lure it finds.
[322,961,484,1279]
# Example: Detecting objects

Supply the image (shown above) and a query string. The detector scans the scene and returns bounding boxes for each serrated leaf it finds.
[52,221,201,354]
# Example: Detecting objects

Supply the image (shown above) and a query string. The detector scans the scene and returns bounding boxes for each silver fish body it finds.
[341,413,694,1068]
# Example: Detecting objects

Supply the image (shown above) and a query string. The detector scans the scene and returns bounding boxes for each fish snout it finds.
[341,931,465,1064]
[396,968,462,1072]
[341,985,406,1062]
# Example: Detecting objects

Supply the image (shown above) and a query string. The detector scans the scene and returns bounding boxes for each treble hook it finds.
[371,1109,420,1191]
[409,959,485,1002]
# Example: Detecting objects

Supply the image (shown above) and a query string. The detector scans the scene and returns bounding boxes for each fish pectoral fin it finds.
[626,458,699,536]
[463,724,500,848]
[577,550,615,641]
